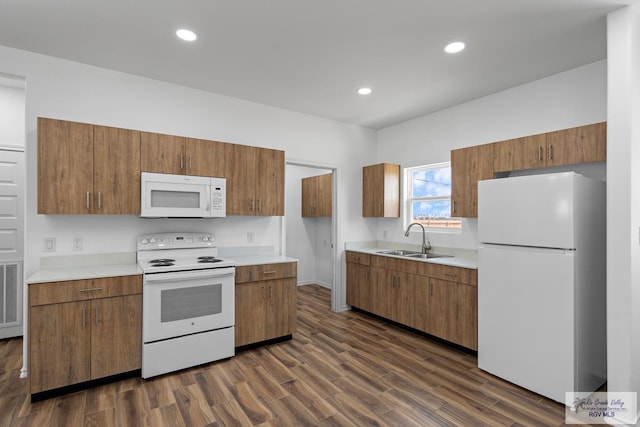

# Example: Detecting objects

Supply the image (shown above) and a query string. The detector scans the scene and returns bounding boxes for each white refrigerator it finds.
[477,172,606,404]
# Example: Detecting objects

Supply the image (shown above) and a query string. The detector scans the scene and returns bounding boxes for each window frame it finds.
[404,162,461,231]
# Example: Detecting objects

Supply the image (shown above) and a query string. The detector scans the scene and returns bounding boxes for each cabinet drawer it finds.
[371,254,418,274]
[345,251,370,266]
[29,275,143,306]
[418,263,476,286]
[235,262,297,283]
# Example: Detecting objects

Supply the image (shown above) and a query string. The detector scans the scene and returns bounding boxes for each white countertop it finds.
[27,252,142,284]
[27,249,297,284]
[345,242,477,269]
[227,254,298,267]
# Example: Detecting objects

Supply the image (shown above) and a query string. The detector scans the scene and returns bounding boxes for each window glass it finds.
[406,163,461,229]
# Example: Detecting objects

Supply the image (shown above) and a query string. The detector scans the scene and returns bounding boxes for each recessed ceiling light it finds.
[444,41,465,54]
[357,87,372,95]
[176,29,197,42]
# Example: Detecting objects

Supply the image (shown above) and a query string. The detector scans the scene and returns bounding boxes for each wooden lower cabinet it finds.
[235,262,297,347]
[346,251,478,350]
[29,276,142,394]
[428,278,477,350]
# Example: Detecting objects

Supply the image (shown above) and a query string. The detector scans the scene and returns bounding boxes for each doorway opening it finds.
[284,161,339,312]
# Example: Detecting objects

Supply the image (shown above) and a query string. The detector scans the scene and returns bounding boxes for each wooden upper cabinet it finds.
[93,125,141,214]
[38,118,94,214]
[451,144,494,218]
[38,118,140,215]
[302,173,332,217]
[362,163,400,217]
[225,143,285,216]
[493,122,606,173]
[256,148,285,216]
[140,132,186,175]
[493,134,547,173]
[186,138,226,177]
[546,122,606,166]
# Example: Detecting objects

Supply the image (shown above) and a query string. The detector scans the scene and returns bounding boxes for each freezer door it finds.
[478,244,575,403]
[478,173,576,248]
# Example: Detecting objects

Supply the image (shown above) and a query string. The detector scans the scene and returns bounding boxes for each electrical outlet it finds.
[73,237,83,251]
[247,232,255,243]
[44,237,56,252]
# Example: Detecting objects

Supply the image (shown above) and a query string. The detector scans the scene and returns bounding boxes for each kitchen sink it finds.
[405,253,453,259]
[376,250,453,259]
[376,249,420,256]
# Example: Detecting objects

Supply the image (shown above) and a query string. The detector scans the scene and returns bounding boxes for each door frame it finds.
[283,160,340,312]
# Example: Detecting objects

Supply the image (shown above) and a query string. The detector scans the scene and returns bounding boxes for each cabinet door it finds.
[493,134,546,173]
[428,278,477,350]
[37,118,94,214]
[256,148,285,216]
[316,173,333,217]
[93,125,141,214]
[546,122,606,166]
[403,273,428,330]
[186,138,226,177]
[140,132,186,174]
[90,294,142,379]
[301,175,318,217]
[346,262,371,308]
[362,164,382,217]
[225,143,257,215]
[235,281,267,346]
[266,278,297,340]
[363,163,400,218]
[451,144,494,218]
[29,301,91,393]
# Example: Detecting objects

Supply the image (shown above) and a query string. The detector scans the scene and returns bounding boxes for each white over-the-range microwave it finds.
[140,172,226,218]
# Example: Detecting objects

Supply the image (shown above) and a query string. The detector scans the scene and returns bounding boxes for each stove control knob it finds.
[202,235,210,242]
[149,237,157,244]
[141,238,149,245]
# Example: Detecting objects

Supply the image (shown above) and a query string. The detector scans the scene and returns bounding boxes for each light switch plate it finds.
[44,237,56,252]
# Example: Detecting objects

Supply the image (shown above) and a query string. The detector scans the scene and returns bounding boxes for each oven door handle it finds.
[144,268,235,283]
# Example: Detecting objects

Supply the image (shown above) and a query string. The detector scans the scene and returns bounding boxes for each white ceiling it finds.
[0,0,637,129]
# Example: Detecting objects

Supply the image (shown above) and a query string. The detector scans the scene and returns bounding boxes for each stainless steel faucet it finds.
[404,222,432,254]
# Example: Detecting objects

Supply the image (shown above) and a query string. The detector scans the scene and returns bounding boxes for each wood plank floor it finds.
[0,284,577,426]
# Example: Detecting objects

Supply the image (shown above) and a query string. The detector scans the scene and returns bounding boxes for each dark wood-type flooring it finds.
[0,284,576,426]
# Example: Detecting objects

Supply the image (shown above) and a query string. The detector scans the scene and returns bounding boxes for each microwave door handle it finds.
[206,185,212,216]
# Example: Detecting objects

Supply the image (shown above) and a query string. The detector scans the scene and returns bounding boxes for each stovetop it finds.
[137,232,235,273]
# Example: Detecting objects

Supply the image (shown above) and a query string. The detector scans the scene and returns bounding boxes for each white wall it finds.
[0,78,26,148]
[285,164,333,287]
[376,60,607,250]
[0,45,378,313]
[607,5,640,423]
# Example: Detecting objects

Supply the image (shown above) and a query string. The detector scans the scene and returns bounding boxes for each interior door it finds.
[0,149,24,338]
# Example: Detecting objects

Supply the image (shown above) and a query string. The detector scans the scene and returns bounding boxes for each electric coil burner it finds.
[137,232,236,379]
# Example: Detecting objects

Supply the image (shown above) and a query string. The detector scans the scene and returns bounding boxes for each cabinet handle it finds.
[82,307,86,327]
[95,304,99,325]
[430,283,433,297]
[538,146,543,162]
[250,198,255,211]
[180,154,184,170]
[452,200,456,214]
[258,199,262,211]
[86,192,91,210]
[261,285,266,300]
[262,270,276,274]
[548,144,553,161]
[269,285,273,299]
[97,192,102,210]
[79,287,103,293]
[444,273,458,278]
[189,156,192,171]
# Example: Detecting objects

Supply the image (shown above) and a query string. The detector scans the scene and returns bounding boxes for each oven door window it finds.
[160,283,222,322]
